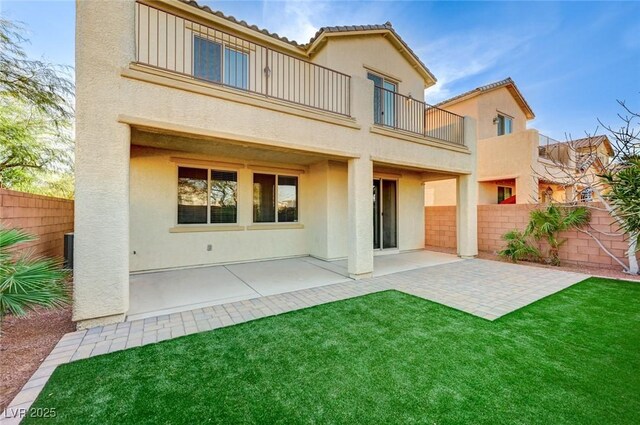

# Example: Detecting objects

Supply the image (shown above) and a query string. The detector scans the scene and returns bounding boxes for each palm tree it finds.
[525,204,591,266]
[0,226,70,335]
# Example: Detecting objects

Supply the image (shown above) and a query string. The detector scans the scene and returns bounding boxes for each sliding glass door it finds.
[373,179,398,250]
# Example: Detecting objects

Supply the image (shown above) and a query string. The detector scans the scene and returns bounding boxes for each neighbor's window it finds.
[497,114,513,136]
[193,36,248,89]
[177,166,238,225]
[580,188,593,203]
[253,173,298,223]
[497,186,512,203]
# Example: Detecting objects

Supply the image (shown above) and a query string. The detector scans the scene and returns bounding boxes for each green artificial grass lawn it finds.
[25,277,640,424]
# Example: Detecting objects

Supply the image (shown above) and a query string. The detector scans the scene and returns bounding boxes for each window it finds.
[177,166,237,225]
[193,36,222,83]
[178,167,208,224]
[367,72,397,127]
[580,188,593,203]
[224,47,248,89]
[253,173,298,223]
[210,170,238,223]
[497,114,513,136]
[497,186,512,203]
[193,36,248,90]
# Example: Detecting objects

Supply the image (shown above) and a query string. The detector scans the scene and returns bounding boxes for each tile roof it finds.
[435,77,535,119]
[571,135,609,149]
[178,0,306,48]
[178,1,435,83]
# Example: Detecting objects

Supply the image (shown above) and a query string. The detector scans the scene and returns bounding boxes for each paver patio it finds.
[1,258,587,423]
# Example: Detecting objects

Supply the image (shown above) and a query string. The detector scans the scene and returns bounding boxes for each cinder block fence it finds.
[425,204,636,268]
[0,189,74,258]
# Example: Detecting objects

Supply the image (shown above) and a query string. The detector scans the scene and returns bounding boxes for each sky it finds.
[1,0,638,141]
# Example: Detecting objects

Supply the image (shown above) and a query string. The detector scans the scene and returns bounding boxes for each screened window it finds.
[367,72,396,127]
[497,114,513,136]
[210,170,238,223]
[497,186,513,203]
[193,36,222,83]
[178,167,208,224]
[193,36,248,90]
[224,47,248,89]
[253,173,298,223]
[177,166,237,224]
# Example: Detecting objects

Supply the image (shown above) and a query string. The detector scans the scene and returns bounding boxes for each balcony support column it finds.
[347,157,374,278]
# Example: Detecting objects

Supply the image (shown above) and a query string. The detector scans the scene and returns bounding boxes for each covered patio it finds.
[128,250,462,320]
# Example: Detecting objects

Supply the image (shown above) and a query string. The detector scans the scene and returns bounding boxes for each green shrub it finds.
[498,230,541,263]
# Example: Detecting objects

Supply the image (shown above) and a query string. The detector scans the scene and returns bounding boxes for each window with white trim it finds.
[497,114,513,136]
[177,166,238,224]
[253,173,298,223]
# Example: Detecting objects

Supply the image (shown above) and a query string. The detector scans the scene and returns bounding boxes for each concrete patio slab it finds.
[225,257,351,296]
[128,265,258,321]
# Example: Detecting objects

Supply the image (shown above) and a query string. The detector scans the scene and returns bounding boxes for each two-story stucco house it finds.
[74,0,478,328]
[424,78,613,206]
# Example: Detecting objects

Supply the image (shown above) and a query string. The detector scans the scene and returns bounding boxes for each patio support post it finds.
[457,116,478,258]
[73,0,134,328]
[347,157,374,278]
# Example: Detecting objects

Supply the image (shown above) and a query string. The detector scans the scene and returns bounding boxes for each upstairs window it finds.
[496,114,513,136]
[193,36,248,90]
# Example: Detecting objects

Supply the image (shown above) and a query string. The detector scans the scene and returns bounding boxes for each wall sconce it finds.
[263,66,271,78]
[493,116,499,125]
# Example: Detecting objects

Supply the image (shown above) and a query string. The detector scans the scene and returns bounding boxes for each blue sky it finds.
[2,0,638,140]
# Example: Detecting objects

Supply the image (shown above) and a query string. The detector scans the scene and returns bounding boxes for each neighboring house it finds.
[424,78,613,206]
[74,0,478,327]
[538,134,615,203]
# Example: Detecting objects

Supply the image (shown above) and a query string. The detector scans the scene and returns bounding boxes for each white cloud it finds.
[419,30,537,104]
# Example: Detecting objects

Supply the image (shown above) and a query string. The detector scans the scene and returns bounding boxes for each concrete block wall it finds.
[425,204,637,269]
[0,189,74,259]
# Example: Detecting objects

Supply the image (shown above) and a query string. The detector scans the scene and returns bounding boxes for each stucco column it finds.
[457,116,478,258]
[347,157,374,278]
[73,0,134,328]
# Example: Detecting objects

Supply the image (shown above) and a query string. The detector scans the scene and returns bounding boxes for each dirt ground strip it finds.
[0,306,74,411]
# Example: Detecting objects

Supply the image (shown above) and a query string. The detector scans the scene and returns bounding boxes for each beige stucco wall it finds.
[423,179,456,206]
[312,35,426,98]
[75,0,477,326]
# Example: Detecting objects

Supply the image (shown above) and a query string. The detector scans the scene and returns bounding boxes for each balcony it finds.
[373,86,465,145]
[134,2,351,116]
[538,134,570,165]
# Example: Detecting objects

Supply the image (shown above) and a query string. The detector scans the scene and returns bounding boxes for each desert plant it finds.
[0,226,70,335]
[600,158,640,256]
[525,204,591,266]
[498,230,541,263]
